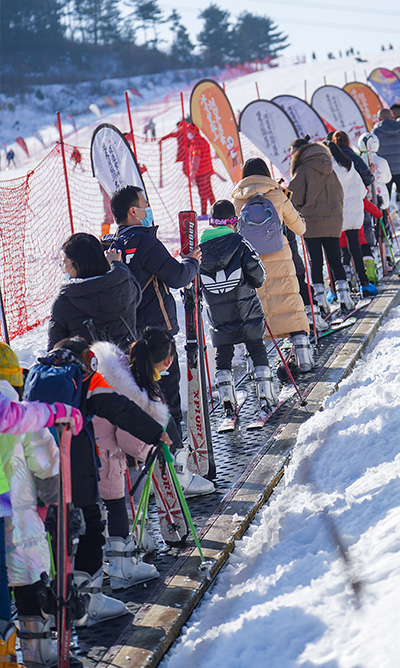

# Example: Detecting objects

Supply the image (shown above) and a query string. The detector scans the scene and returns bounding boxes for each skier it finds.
[92,328,214,581]
[325,140,377,297]
[331,131,374,186]
[108,185,201,437]
[187,124,216,218]
[143,118,156,139]
[289,136,354,314]
[200,199,278,417]
[25,336,172,628]
[372,109,400,203]
[5,150,15,170]
[48,233,141,353]
[0,351,83,668]
[359,131,393,248]
[232,158,315,372]
[70,147,83,171]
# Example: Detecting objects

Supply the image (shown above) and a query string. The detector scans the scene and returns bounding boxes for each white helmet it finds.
[358,132,380,153]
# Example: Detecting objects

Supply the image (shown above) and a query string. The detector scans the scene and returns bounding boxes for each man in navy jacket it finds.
[107,185,201,434]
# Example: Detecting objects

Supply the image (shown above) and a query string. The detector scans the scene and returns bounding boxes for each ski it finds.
[311,316,357,341]
[246,400,284,430]
[218,390,248,433]
[152,459,189,547]
[179,210,215,479]
[329,297,372,325]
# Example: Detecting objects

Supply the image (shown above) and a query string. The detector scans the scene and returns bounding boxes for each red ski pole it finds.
[264,319,308,408]
[300,235,318,345]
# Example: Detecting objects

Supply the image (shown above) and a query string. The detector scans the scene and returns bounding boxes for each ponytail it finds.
[129,327,173,401]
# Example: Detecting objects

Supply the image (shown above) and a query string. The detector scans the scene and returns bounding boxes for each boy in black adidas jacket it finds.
[200,200,278,416]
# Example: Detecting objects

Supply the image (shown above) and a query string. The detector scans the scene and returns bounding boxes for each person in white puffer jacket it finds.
[326,140,377,298]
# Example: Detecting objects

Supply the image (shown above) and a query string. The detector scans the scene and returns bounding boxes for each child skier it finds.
[200,199,278,416]
[91,327,214,588]
[23,336,172,628]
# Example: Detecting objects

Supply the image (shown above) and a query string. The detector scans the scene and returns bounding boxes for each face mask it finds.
[141,206,153,227]
[63,272,72,283]
[187,133,194,140]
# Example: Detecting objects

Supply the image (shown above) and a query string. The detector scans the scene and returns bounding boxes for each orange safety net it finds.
[0,130,262,341]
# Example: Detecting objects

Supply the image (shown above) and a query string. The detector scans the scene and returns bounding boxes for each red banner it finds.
[15,137,29,156]
[190,79,243,184]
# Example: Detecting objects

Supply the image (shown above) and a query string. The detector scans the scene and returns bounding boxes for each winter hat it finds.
[210,199,238,226]
[0,343,24,387]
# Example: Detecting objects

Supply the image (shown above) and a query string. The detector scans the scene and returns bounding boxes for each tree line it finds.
[0,0,289,87]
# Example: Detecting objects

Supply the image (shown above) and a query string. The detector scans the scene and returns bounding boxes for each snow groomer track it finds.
[78,274,400,668]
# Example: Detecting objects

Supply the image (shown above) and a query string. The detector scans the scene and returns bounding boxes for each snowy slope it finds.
[161,305,400,668]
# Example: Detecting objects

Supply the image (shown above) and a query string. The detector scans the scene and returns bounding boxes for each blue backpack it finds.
[239,193,284,255]
[23,350,84,408]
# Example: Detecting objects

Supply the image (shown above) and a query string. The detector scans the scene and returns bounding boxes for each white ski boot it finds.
[215,369,237,416]
[174,448,215,497]
[305,304,329,332]
[105,536,159,590]
[292,333,315,372]
[313,283,330,315]
[74,569,129,626]
[18,616,57,668]
[254,366,279,411]
[336,279,354,312]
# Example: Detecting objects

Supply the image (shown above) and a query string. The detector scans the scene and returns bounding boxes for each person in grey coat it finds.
[373,108,400,201]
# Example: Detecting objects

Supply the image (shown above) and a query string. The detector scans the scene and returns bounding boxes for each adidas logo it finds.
[201,268,242,294]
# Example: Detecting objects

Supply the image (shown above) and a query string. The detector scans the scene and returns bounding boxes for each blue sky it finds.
[129,0,400,60]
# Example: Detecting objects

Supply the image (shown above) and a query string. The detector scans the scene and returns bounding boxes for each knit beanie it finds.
[0,342,24,387]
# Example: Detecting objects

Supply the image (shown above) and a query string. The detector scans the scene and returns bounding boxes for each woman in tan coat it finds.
[232,158,313,372]
[289,136,353,312]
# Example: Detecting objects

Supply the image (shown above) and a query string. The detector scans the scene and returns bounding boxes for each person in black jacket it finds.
[38,337,172,627]
[200,200,278,416]
[48,233,141,352]
[332,130,374,186]
[107,185,201,435]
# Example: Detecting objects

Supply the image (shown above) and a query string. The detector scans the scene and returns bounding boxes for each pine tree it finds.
[168,10,197,67]
[125,0,165,48]
[232,12,289,62]
[197,4,233,67]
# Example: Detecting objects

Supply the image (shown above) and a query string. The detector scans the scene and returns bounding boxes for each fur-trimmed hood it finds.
[290,142,333,177]
[90,341,169,427]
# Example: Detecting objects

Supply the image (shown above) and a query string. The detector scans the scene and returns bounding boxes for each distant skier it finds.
[6,149,15,169]
[143,118,156,139]
[70,146,83,171]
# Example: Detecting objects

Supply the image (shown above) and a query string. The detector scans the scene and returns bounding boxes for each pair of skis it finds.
[310,297,371,343]
[179,211,216,479]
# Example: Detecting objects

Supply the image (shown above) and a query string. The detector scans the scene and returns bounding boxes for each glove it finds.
[46,402,84,436]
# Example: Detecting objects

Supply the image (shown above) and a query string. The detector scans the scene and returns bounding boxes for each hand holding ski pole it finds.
[180,246,202,264]
[159,430,172,447]
[105,247,122,264]
[46,403,83,435]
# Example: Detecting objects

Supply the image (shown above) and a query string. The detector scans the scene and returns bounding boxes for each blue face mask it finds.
[141,207,153,227]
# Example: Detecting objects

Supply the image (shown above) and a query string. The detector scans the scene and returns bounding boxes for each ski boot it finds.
[291,333,315,373]
[215,369,237,416]
[361,283,377,297]
[0,620,26,668]
[173,447,215,497]
[313,283,330,315]
[105,536,159,591]
[363,256,378,285]
[254,366,278,411]
[336,279,354,312]
[305,303,329,332]
[74,569,129,626]
[18,616,57,668]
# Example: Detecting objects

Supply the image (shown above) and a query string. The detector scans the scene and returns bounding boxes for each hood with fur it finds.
[290,142,333,177]
[90,341,169,427]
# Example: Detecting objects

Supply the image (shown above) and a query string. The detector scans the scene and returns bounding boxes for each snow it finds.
[160,305,400,668]
[3,47,400,666]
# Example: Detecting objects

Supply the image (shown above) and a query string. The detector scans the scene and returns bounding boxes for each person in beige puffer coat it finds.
[232,158,314,372]
[289,136,354,312]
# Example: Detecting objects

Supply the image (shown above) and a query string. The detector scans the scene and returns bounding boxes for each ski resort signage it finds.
[272,95,327,142]
[343,82,382,131]
[190,79,243,184]
[90,123,146,197]
[239,100,298,180]
[367,68,400,107]
[311,85,367,147]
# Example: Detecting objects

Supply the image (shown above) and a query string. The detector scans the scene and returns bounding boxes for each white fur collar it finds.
[91,341,169,427]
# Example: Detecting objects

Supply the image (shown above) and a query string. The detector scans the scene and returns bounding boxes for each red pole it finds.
[255,81,260,100]
[180,92,193,210]
[264,319,307,407]
[124,90,137,156]
[159,140,163,188]
[56,112,74,235]
[201,318,214,409]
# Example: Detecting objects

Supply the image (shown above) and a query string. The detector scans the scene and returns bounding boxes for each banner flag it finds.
[393,67,400,80]
[239,99,298,180]
[311,85,367,147]
[90,123,147,198]
[367,68,400,107]
[104,96,117,108]
[190,79,243,184]
[343,82,382,131]
[272,95,327,142]
[15,137,29,156]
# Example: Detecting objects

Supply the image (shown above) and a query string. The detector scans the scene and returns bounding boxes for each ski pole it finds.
[379,218,400,275]
[201,314,215,409]
[150,471,183,543]
[160,442,209,567]
[132,461,155,547]
[125,465,141,542]
[300,235,318,346]
[264,319,308,409]
[387,211,400,254]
